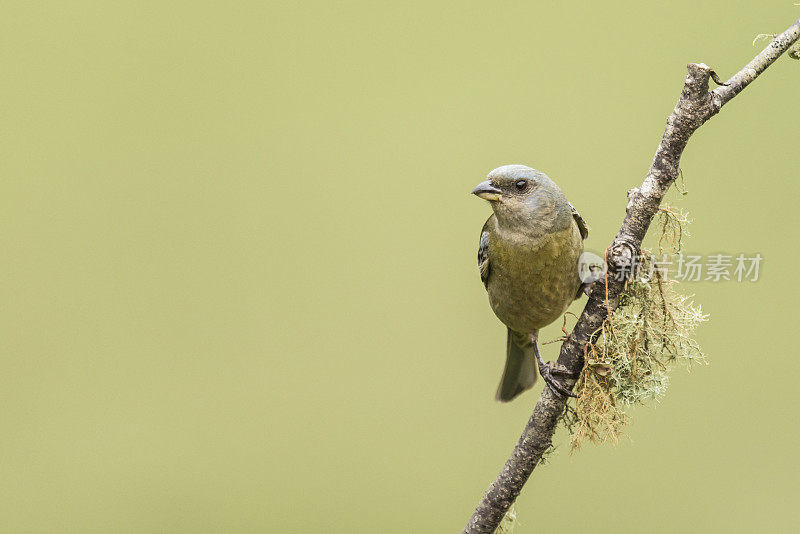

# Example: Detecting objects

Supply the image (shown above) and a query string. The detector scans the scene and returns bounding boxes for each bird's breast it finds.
[487,224,582,333]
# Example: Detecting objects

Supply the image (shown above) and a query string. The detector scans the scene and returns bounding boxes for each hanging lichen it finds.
[565,205,708,451]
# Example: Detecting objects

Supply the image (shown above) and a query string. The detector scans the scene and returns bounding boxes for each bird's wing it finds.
[570,202,591,299]
[569,202,589,240]
[478,216,493,289]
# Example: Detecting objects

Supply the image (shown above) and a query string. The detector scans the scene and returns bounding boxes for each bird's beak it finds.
[472,180,502,201]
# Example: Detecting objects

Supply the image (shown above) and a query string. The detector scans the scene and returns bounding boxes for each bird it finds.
[472,164,588,401]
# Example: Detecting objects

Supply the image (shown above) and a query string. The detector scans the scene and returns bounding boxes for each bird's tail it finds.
[495,329,538,402]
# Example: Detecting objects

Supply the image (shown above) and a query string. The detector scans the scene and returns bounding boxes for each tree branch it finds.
[464,17,800,534]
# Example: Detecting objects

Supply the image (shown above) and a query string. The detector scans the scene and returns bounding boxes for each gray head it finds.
[472,164,572,234]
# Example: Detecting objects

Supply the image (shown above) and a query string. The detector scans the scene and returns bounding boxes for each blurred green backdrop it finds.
[1,1,798,532]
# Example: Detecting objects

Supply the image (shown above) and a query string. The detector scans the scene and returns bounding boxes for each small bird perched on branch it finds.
[473,165,588,401]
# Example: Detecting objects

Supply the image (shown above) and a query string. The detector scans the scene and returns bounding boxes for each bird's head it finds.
[472,165,571,233]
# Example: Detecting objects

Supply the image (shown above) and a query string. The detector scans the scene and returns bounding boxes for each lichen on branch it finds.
[567,206,707,450]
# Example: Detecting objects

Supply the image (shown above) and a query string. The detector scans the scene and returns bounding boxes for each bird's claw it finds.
[531,335,578,398]
[579,280,596,298]
[538,361,577,398]
[533,346,577,398]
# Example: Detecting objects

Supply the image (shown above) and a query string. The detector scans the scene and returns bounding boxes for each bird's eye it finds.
[514,180,528,192]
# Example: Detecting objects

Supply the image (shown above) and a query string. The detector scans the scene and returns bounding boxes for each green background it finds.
[2,1,798,532]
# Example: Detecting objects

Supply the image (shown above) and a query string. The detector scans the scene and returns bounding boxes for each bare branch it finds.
[463,16,800,534]
[714,18,800,108]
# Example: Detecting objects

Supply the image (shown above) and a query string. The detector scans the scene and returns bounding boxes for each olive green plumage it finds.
[473,165,587,402]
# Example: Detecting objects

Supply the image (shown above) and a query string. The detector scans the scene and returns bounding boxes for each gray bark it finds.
[463,17,800,534]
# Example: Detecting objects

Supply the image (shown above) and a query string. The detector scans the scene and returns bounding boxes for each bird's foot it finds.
[530,335,578,398]
[579,280,596,298]
[538,361,578,398]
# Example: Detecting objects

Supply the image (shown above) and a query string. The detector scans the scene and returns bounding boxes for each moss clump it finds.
[567,206,707,451]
